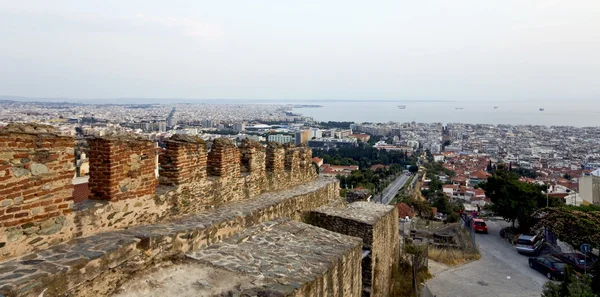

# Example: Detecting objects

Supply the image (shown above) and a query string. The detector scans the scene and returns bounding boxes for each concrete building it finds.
[268,134,294,144]
[579,174,600,204]
[333,129,353,139]
[348,133,370,143]
[295,129,312,145]
[311,128,323,139]
[233,122,246,132]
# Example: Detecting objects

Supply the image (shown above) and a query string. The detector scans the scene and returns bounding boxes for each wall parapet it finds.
[0,124,74,229]
[0,177,340,297]
[0,127,318,261]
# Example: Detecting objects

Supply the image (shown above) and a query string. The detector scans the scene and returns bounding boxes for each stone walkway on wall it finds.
[116,219,363,297]
[0,177,339,297]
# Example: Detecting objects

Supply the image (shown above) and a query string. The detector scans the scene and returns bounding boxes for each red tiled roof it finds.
[396,203,415,218]
[469,170,489,179]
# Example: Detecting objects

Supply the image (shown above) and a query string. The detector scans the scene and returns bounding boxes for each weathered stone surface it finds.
[115,219,362,297]
[29,164,49,176]
[306,202,400,297]
[0,178,340,297]
[11,167,30,178]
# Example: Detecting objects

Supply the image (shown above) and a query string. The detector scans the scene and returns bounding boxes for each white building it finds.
[268,134,294,144]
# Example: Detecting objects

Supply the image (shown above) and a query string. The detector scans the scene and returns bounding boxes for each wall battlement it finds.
[0,125,317,261]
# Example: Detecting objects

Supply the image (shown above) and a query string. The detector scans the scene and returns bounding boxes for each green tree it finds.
[542,267,596,297]
[481,170,562,232]
[446,213,460,223]
[534,207,600,250]
[408,165,419,174]
[433,195,452,214]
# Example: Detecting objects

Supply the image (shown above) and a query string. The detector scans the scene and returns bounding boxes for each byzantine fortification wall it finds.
[0,124,399,297]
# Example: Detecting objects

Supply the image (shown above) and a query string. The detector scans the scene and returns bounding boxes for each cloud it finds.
[0,4,223,39]
[128,14,224,38]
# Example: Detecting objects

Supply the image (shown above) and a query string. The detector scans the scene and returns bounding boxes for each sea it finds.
[286,100,600,127]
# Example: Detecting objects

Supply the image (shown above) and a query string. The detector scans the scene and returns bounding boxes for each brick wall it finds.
[207,138,240,177]
[159,134,207,185]
[0,130,320,261]
[0,124,74,228]
[88,137,157,201]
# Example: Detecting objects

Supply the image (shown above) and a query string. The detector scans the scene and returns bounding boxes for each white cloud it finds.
[128,14,224,38]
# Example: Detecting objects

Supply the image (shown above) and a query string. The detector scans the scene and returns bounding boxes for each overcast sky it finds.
[1,1,599,102]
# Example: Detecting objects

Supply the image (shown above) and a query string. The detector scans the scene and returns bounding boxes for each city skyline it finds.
[1,1,600,102]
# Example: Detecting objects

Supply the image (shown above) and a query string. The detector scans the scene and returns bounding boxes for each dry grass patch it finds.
[428,247,480,266]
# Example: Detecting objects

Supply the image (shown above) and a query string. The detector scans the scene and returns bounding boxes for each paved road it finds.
[426,220,549,297]
[378,174,410,204]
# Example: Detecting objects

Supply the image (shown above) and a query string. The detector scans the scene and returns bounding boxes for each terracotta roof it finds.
[474,188,486,196]
[396,203,415,218]
[469,170,489,179]
[312,157,322,163]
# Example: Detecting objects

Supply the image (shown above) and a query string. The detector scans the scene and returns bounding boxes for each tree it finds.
[446,213,459,223]
[534,207,600,250]
[481,170,562,232]
[542,267,596,297]
[408,165,419,174]
[405,198,433,219]
[433,196,452,214]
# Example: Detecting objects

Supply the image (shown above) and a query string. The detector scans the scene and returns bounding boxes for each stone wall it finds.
[0,124,75,258]
[0,178,341,297]
[0,129,319,261]
[305,202,400,297]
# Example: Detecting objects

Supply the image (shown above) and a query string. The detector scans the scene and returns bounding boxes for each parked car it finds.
[516,234,544,255]
[529,255,567,280]
[472,218,488,234]
[552,253,596,274]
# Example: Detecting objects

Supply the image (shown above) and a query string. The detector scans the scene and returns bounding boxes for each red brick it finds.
[14,212,29,218]
[6,207,21,213]
[44,205,58,212]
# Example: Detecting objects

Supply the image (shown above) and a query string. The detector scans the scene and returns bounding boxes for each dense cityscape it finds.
[1,99,599,297]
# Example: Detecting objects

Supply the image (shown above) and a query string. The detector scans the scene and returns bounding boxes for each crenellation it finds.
[239,138,266,174]
[159,134,207,185]
[266,142,285,174]
[0,124,74,227]
[0,125,342,296]
[207,138,240,177]
[88,137,157,201]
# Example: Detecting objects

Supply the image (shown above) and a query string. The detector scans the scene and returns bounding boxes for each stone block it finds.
[306,202,400,297]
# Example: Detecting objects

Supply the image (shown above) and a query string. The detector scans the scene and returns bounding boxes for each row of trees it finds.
[313,146,416,168]
[337,165,403,191]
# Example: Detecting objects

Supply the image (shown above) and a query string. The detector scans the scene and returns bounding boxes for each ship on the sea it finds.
[455,107,464,110]
[398,105,406,109]
[494,106,498,109]
[539,108,545,111]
